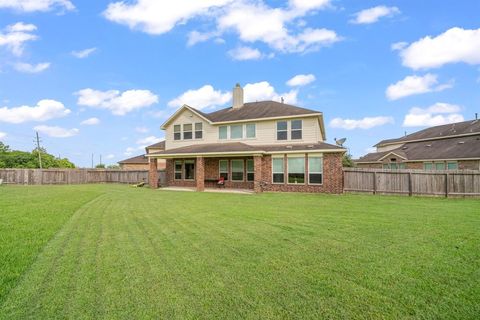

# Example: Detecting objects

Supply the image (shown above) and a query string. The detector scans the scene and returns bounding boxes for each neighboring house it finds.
[119,141,166,170]
[356,119,480,170]
[146,84,346,193]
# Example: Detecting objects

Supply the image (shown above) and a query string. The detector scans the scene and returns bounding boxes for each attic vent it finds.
[426,144,432,147]
[402,146,408,150]
[286,145,293,149]
[458,141,465,144]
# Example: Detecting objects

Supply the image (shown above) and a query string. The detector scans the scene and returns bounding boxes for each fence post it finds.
[445,173,449,198]
[408,172,412,196]
[372,171,376,194]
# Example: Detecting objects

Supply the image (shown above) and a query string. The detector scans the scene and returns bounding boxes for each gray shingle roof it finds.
[198,101,321,123]
[149,142,344,156]
[118,155,148,164]
[146,140,165,150]
[357,134,480,162]
[376,119,480,146]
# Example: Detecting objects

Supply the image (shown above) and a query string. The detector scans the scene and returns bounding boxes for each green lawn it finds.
[0,185,479,319]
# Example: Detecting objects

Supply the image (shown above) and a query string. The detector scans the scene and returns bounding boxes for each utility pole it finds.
[35,131,43,169]
[99,154,102,166]
[91,153,94,168]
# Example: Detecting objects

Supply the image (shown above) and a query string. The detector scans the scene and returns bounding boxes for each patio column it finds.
[254,155,263,193]
[149,158,158,189]
[196,156,205,192]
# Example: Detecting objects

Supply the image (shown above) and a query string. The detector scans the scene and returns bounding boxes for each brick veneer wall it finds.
[260,153,344,194]
[148,160,158,188]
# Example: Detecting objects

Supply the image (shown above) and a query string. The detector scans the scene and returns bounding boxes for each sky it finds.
[0,0,479,167]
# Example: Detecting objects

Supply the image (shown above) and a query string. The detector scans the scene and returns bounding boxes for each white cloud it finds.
[136,135,162,147]
[0,132,6,139]
[0,99,70,124]
[399,27,480,70]
[391,41,407,51]
[168,85,231,110]
[104,0,340,54]
[13,62,50,73]
[124,147,136,156]
[386,74,452,100]
[71,47,97,59]
[244,81,298,104]
[34,125,79,138]
[76,88,159,115]
[0,0,74,12]
[330,116,394,130]
[228,46,263,61]
[350,6,400,24]
[106,154,115,159]
[0,22,38,56]
[286,74,315,87]
[403,103,464,127]
[135,126,149,133]
[80,117,100,125]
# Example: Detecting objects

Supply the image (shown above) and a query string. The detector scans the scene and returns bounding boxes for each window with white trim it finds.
[435,162,445,170]
[291,120,302,140]
[424,162,433,170]
[230,125,243,139]
[231,159,244,181]
[183,124,192,140]
[219,160,228,180]
[246,159,254,181]
[272,157,284,183]
[277,121,288,140]
[246,123,256,138]
[308,155,323,185]
[174,160,182,180]
[173,125,181,141]
[219,126,227,140]
[184,160,195,180]
[447,161,458,170]
[195,122,203,139]
[288,156,305,184]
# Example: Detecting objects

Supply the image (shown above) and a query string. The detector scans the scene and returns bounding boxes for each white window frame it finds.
[231,159,244,182]
[245,123,256,139]
[291,119,303,140]
[174,160,183,180]
[246,159,254,182]
[287,155,306,185]
[276,121,288,141]
[219,160,229,180]
[184,159,195,181]
[183,123,193,140]
[219,126,228,140]
[230,125,243,140]
[173,125,181,141]
[308,154,323,185]
[272,156,285,184]
[447,161,458,170]
[194,122,203,139]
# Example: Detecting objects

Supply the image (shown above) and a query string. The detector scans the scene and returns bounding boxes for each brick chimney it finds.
[232,83,244,109]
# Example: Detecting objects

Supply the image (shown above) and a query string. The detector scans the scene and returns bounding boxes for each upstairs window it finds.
[277,121,288,140]
[219,160,229,180]
[174,125,181,141]
[195,122,203,139]
[183,124,192,140]
[219,126,227,140]
[288,156,305,184]
[308,155,323,185]
[230,125,243,139]
[246,159,254,181]
[246,123,256,138]
[291,120,302,140]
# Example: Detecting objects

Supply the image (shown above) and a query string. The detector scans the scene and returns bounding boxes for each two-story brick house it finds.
[147,84,345,193]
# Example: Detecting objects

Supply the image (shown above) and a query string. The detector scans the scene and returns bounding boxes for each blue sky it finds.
[0,0,479,167]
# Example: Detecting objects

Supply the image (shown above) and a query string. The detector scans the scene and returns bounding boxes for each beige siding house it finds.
[146,84,345,193]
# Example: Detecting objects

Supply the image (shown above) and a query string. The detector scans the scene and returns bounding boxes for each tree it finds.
[95,164,106,169]
[107,164,120,169]
[0,142,10,153]
[0,143,75,169]
[342,153,355,167]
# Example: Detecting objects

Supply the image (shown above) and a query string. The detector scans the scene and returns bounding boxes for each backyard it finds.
[0,185,479,319]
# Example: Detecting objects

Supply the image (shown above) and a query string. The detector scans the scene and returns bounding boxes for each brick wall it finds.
[260,153,344,194]
[148,160,158,188]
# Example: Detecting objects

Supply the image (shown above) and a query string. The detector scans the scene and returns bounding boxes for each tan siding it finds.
[164,109,323,150]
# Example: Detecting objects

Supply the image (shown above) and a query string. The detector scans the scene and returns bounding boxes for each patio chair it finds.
[217,177,225,188]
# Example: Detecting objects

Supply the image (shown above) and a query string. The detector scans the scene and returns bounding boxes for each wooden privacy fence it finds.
[0,169,166,186]
[344,168,480,197]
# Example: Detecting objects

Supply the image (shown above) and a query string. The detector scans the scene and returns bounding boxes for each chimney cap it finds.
[235,83,241,87]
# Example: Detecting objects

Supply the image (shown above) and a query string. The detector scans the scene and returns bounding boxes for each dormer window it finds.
[183,124,192,140]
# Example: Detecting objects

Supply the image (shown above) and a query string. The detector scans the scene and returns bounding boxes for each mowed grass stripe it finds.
[0,186,479,319]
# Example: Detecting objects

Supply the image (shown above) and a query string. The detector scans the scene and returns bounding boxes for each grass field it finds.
[0,185,479,319]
